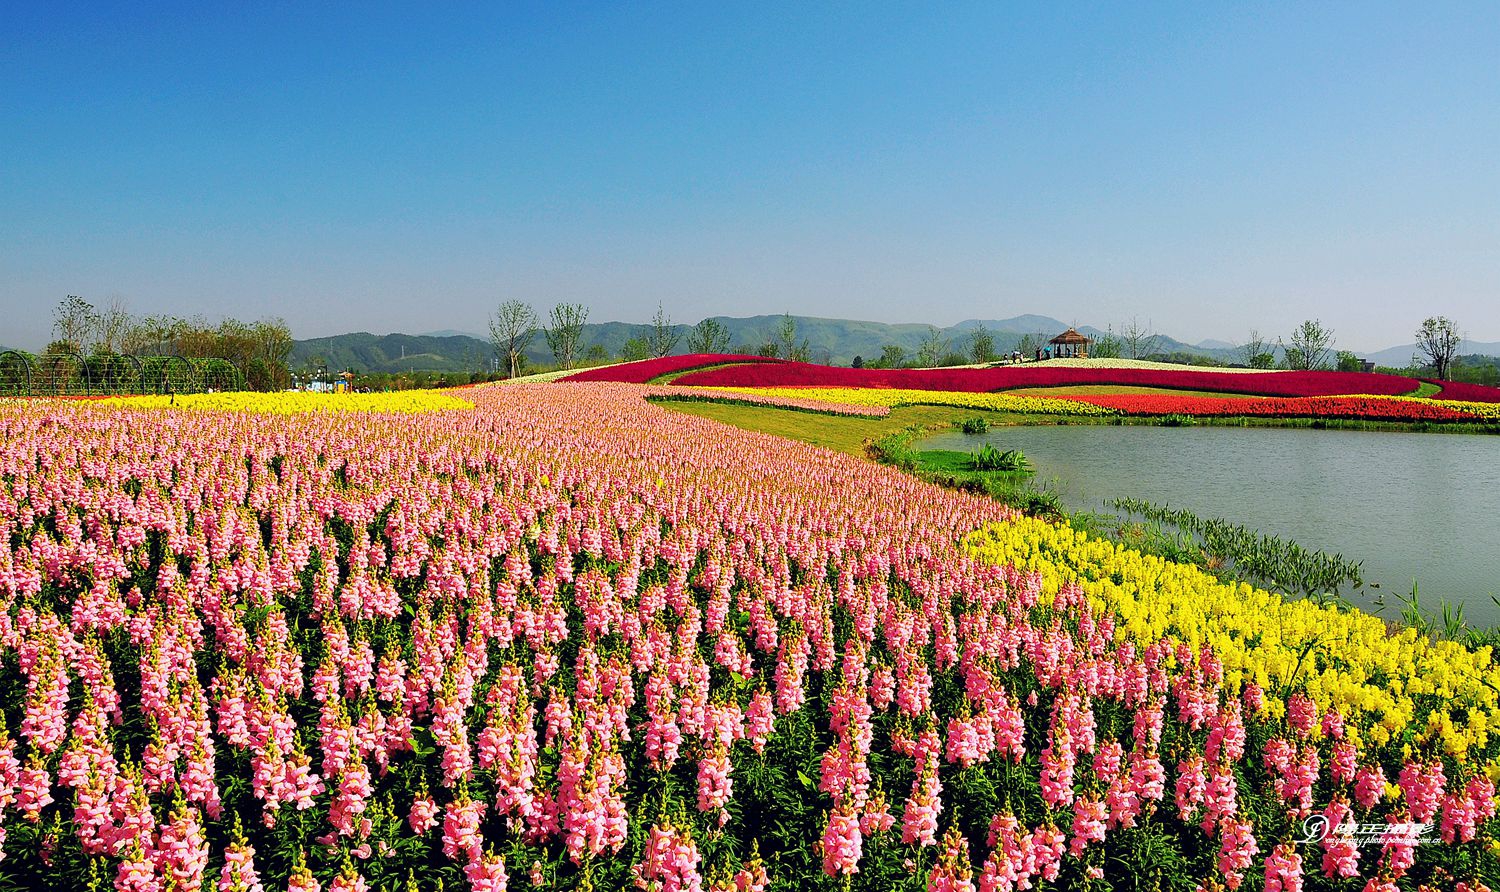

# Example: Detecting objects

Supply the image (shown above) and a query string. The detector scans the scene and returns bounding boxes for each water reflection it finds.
[920,425,1500,626]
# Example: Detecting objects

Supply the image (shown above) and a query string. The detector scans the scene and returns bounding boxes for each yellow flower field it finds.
[1433,398,1500,421]
[96,390,474,413]
[965,516,1500,762]
[700,386,1115,416]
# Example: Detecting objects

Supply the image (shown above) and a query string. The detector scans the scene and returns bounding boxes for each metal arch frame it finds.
[138,355,167,394]
[0,350,36,396]
[0,352,255,396]
[120,353,144,394]
[192,356,246,392]
[85,351,144,395]
[154,355,200,394]
[36,350,92,396]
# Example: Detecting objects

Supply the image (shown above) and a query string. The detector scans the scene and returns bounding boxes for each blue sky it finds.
[3,2,1496,351]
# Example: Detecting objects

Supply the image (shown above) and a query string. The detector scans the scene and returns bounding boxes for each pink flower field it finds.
[0,385,1494,891]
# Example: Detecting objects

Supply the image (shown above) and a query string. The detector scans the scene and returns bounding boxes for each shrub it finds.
[972,443,1030,472]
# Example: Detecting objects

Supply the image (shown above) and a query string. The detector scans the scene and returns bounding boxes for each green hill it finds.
[290,332,495,374]
[290,314,1244,373]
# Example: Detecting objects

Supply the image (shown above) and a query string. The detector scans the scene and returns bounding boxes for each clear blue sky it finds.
[3,2,1497,351]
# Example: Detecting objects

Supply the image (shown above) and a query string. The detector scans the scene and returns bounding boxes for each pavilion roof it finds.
[1049,327,1093,345]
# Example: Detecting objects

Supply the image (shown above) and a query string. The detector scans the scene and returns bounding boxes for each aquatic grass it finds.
[1109,498,1363,598]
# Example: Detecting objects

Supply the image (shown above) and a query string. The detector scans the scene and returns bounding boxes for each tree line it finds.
[486,302,1475,380]
[487,303,819,378]
[45,295,294,390]
[1236,316,1465,379]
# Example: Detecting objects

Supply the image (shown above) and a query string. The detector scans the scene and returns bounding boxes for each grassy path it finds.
[1002,384,1257,398]
[659,401,1021,456]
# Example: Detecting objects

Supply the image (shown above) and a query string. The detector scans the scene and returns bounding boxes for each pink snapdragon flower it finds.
[821,808,863,876]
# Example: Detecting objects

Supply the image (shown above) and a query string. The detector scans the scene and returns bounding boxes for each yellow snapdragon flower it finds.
[965,515,1500,761]
[96,391,474,414]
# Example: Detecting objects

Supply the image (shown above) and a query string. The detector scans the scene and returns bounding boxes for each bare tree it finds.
[1415,316,1462,381]
[124,314,183,356]
[967,324,995,364]
[917,327,949,367]
[686,318,731,354]
[1242,329,1271,369]
[52,295,97,353]
[251,318,294,389]
[93,299,132,353]
[775,314,810,363]
[1282,319,1334,370]
[544,303,589,370]
[1121,317,1159,360]
[646,303,680,358]
[489,300,537,378]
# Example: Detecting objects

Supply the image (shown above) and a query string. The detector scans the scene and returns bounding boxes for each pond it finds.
[919,424,1500,627]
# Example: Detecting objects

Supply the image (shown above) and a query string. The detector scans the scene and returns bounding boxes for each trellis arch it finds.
[37,350,91,395]
[194,357,244,392]
[0,350,36,396]
[141,355,200,394]
[87,352,143,394]
[0,352,254,396]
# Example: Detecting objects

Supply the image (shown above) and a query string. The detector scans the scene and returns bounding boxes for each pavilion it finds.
[1048,327,1093,358]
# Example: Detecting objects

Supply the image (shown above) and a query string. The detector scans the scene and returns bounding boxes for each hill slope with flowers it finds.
[569,355,1500,425]
[0,384,1495,891]
[664,360,1432,398]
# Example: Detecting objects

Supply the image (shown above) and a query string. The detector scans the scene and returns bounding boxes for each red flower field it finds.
[668,360,1428,397]
[1429,379,1500,403]
[559,354,784,384]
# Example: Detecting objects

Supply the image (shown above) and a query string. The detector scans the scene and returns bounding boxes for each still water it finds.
[919,425,1500,626]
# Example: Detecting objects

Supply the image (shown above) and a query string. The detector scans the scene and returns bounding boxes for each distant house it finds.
[1048,328,1093,359]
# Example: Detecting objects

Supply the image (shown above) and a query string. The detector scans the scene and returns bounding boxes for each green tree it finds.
[775,314,810,363]
[544,303,589,369]
[646,303,680,358]
[968,325,996,364]
[917,327,948,367]
[686,318,732,354]
[1335,350,1363,372]
[621,337,651,363]
[876,344,908,369]
[1282,319,1334,370]
[1092,326,1122,359]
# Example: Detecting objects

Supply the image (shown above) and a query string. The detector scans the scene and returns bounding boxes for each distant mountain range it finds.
[288,315,1499,373]
[1362,340,1500,368]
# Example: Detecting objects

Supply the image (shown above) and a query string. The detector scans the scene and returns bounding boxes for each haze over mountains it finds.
[281,314,1500,375]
